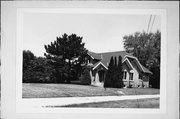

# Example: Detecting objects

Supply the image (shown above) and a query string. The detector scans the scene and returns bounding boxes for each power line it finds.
[149,15,156,33]
[147,15,152,33]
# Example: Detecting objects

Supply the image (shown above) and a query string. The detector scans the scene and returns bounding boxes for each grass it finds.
[47,98,160,108]
[23,83,159,98]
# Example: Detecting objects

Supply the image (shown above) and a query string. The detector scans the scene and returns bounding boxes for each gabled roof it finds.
[99,51,133,67]
[92,61,108,70]
[122,58,134,70]
[87,51,101,59]
[124,55,153,74]
[141,65,153,74]
[88,51,152,74]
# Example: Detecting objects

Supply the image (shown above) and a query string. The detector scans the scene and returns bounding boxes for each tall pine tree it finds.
[104,56,114,88]
[104,56,124,88]
[116,56,124,88]
[44,33,88,83]
[113,57,118,87]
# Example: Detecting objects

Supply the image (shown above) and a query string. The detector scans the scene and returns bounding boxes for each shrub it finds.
[80,67,91,85]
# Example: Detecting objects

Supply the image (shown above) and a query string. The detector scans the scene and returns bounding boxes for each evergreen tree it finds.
[112,56,124,88]
[44,33,88,83]
[116,56,124,88]
[104,56,114,87]
[113,57,118,87]
[104,56,124,88]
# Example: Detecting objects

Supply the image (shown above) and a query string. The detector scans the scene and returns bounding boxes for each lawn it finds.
[23,83,159,98]
[58,98,160,108]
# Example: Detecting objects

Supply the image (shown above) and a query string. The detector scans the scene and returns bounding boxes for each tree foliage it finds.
[123,30,161,88]
[23,50,35,70]
[80,67,91,85]
[23,52,54,83]
[104,56,123,88]
[113,57,119,88]
[104,57,114,87]
[115,56,124,88]
[23,50,35,83]
[44,33,88,83]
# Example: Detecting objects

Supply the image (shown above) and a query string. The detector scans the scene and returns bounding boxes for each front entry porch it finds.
[90,64,107,87]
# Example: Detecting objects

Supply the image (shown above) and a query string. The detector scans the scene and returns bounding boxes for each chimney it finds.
[101,54,103,60]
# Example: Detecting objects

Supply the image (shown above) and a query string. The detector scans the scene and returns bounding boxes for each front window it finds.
[129,73,133,80]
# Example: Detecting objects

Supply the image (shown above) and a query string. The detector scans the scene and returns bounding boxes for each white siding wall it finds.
[130,61,141,87]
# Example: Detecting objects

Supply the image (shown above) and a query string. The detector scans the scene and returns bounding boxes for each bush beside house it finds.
[80,67,91,85]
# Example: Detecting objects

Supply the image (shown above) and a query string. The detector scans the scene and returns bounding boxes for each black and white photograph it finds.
[1,1,179,119]
[18,8,164,110]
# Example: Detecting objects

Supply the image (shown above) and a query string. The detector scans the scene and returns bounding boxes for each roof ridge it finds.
[88,50,127,54]
[97,51,127,54]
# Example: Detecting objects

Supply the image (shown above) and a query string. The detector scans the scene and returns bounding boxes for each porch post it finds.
[89,70,94,85]
[95,72,99,84]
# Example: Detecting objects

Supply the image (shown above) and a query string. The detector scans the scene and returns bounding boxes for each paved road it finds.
[22,94,160,107]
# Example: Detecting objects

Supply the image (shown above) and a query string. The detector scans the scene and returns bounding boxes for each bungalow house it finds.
[84,51,152,88]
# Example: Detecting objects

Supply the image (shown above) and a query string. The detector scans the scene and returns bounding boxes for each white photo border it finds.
[16,8,167,114]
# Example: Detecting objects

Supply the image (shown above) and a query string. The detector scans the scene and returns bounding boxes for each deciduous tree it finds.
[23,50,35,70]
[23,56,54,83]
[123,30,161,88]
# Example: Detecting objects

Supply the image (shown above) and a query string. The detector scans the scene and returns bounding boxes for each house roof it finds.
[87,51,152,74]
[87,51,101,59]
[141,65,153,74]
[122,58,134,70]
[98,51,133,67]
[124,55,153,74]
[92,62,108,70]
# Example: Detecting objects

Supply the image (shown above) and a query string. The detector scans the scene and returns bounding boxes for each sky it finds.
[23,13,161,57]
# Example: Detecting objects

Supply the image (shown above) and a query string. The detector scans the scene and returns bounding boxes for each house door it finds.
[98,70,105,82]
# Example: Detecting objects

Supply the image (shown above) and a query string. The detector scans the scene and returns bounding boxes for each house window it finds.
[139,74,142,79]
[123,71,127,79]
[129,73,133,80]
